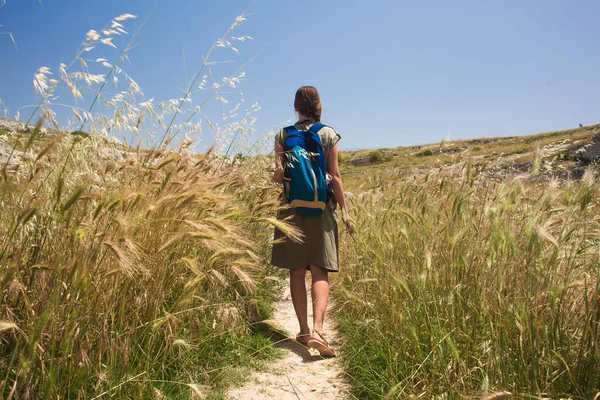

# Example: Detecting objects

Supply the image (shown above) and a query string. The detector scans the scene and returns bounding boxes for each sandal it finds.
[295,332,310,346]
[307,330,336,357]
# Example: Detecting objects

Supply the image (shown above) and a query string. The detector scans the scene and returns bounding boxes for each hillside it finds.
[339,123,600,185]
[3,117,599,180]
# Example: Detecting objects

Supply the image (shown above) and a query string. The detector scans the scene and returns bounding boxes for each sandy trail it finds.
[227,282,350,399]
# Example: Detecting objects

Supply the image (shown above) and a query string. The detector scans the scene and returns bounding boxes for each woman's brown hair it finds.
[294,86,322,123]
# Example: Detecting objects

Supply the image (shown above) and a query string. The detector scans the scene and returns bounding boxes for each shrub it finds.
[416,149,434,157]
[368,150,384,163]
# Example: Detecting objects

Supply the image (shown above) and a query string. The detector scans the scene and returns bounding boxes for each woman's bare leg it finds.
[290,267,310,338]
[309,265,329,334]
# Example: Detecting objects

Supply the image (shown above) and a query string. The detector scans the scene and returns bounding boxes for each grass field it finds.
[2,122,599,399]
[334,126,600,399]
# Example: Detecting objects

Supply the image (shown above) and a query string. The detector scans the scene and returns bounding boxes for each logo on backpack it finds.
[283,124,328,216]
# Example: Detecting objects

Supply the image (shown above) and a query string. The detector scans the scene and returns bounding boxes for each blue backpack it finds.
[282,123,328,216]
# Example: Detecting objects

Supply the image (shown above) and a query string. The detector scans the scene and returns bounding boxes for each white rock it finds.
[0,142,23,171]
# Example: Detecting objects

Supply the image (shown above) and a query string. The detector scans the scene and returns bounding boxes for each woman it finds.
[271,86,353,357]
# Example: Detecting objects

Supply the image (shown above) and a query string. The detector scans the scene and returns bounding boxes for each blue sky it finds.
[1,0,599,150]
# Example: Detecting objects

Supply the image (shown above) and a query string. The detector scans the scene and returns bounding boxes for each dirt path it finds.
[227,283,350,400]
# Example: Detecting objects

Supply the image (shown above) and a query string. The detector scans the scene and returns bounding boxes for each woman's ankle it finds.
[299,325,310,334]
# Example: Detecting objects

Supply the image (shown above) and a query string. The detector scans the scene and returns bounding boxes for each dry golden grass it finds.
[0,129,290,398]
[334,155,600,398]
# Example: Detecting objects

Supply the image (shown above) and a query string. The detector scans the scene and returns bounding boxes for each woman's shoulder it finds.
[318,124,341,148]
[318,124,337,133]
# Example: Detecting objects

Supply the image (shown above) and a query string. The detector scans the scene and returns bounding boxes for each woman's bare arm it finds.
[272,142,284,183]
[327,144,354,234]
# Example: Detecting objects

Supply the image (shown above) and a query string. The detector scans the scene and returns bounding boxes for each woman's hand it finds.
[341,209,355,235]
[327,144,352,235]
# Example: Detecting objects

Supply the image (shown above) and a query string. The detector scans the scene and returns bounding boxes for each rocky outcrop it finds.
[0,119,48,172]
[350,155,371,166]
[575,131,600,164]
[350,149,396,166]
[0,118,47,135]
[0,142,23,171]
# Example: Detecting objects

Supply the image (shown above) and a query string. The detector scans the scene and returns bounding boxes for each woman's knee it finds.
[309,265,328,281]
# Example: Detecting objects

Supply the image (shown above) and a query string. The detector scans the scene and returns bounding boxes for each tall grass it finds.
[335,165,600,398]
[0,128,290,398]
[0,11,289,399]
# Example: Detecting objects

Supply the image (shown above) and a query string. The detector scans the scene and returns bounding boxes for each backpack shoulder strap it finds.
[283,125,298,134]
[307,123,326,134]
[281,125,299,142]
[281,126,298,150]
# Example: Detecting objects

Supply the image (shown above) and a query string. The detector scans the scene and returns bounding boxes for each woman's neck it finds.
[296,113,312,121]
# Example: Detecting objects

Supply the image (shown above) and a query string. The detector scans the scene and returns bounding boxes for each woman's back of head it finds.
[294,86,322,123]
